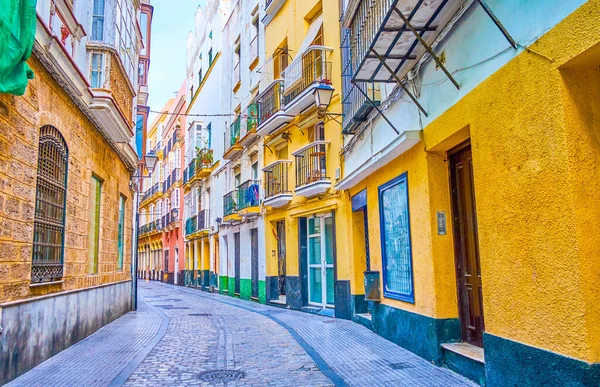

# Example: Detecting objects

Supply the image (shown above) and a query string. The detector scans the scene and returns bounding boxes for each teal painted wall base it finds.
[483,333,600,387]
[442,347,485,385]
[258,280,266,304]
[218,276,228,294]
[240,279,252,300]
[371,303,461,364]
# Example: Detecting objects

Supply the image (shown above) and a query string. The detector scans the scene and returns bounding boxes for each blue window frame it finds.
[378,172,414,303]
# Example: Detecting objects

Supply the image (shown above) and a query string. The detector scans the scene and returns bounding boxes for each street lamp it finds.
[314,83,343,121]
[144,150,158,173]
[314,83,335,110]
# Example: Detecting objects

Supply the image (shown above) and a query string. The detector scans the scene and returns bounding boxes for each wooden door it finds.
[234,232,241,294]
[251,228,259,298]
[276,220,286,295]
[450,143,485,347]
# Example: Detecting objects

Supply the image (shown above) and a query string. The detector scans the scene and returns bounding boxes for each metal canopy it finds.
[352,0,464,84]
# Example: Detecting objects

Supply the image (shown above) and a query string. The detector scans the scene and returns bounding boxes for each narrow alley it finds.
[8,282,474,387]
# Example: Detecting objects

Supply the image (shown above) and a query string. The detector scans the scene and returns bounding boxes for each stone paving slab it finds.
[7,300,165,387]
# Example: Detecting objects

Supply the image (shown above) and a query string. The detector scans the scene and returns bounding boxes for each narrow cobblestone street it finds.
[9,281,475,387]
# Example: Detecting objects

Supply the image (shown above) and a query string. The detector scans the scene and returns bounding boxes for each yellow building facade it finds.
[257,0,355,314]
[337,0,600,385]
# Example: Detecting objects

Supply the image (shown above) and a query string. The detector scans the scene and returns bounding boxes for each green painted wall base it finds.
[371,303,461,364]
[218,276,228,294]
[258,280,266,304]
[227,277,236,296]
[442,347,485,385]
[484,333,600,387]
[240,279,252,300]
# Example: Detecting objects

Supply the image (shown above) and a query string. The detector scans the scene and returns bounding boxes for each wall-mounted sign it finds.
[437,211,447,235]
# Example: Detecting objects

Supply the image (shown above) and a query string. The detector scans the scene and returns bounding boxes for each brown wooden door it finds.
[450,143,485,347]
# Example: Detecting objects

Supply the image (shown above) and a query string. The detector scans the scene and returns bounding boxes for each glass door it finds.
[308,214,334,308]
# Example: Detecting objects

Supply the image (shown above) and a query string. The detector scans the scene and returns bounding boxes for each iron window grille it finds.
[31,125,69,283]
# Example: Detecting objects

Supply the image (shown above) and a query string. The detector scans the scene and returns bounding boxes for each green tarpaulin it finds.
[0,0,37,96]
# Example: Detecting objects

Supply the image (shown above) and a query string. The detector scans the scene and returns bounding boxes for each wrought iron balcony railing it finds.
[225,117,241,150]
[237,180,260,210]
[294,141,328,188]
[257,81,283,126]
[223,190,238,216]
[282,46,332,106]
[246,103,258,134]
[349,0,395,81]
[264,161,291,198]
[196,149,213,170]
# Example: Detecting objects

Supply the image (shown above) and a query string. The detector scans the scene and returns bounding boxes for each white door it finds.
[307,214,335,308]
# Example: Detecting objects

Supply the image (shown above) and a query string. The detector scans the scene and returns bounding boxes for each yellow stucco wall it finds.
[347,0,600,363]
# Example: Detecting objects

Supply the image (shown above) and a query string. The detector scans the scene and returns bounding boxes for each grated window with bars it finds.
[31,125,69,283]
[379,172,414,303]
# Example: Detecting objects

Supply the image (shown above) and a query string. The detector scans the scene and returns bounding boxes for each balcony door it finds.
[307,214,334,308]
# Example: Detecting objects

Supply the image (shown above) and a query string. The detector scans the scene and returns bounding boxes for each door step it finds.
[441,342,486,385]
[301,306,322,314]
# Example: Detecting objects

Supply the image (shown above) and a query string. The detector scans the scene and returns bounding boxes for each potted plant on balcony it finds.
[196,147,214,167]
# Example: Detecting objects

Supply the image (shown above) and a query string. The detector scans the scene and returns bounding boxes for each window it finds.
[31,126,68,283]
[92,0,105,40]
[252,162,258,180]
[208,48,213,66]
[90,52,103,88]
[274,40,288,78]
[88,175,102,274]
[115,0,136,79]
[379,172,413,302]
[140,12,148,56]
[117,195,126,271]
[207,122,212,148]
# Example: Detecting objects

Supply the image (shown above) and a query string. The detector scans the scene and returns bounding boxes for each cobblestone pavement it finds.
[10,281,476,386]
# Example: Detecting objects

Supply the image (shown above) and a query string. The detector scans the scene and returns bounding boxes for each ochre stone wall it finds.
[0,55,133,303]
[109,52,134,122]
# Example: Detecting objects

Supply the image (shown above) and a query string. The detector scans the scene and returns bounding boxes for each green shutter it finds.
[88,176,102,274]
[117,195,125,271]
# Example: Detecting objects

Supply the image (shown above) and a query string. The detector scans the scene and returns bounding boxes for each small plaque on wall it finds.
[437,211,447,235]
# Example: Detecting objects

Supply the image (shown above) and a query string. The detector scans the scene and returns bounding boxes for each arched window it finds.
[31,125,69,283]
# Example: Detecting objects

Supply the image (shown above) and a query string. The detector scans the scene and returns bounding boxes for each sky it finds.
[147,0,206,123]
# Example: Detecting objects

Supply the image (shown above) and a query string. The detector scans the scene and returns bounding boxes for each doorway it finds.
[251,228,259,299]
[307,214,334,308]
[450,142,485,347]
[276,220,286,295]
[234,232,241,295]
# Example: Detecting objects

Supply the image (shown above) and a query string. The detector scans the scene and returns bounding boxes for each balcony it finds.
[185,209,211,239]
[166,208,180,230]
[140,183,162,204]
[196,148,214,178]
[172,127,182,146]
[347,0,461,83]
[223,118,243,160]
[263,160,292,208]
[223,190,242,222]
[293,141,331,198]
[282,46,333,116]
[239,104,258,147]
[256,80,293,137]
[342,83,381,134]
[237,180,260,217]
